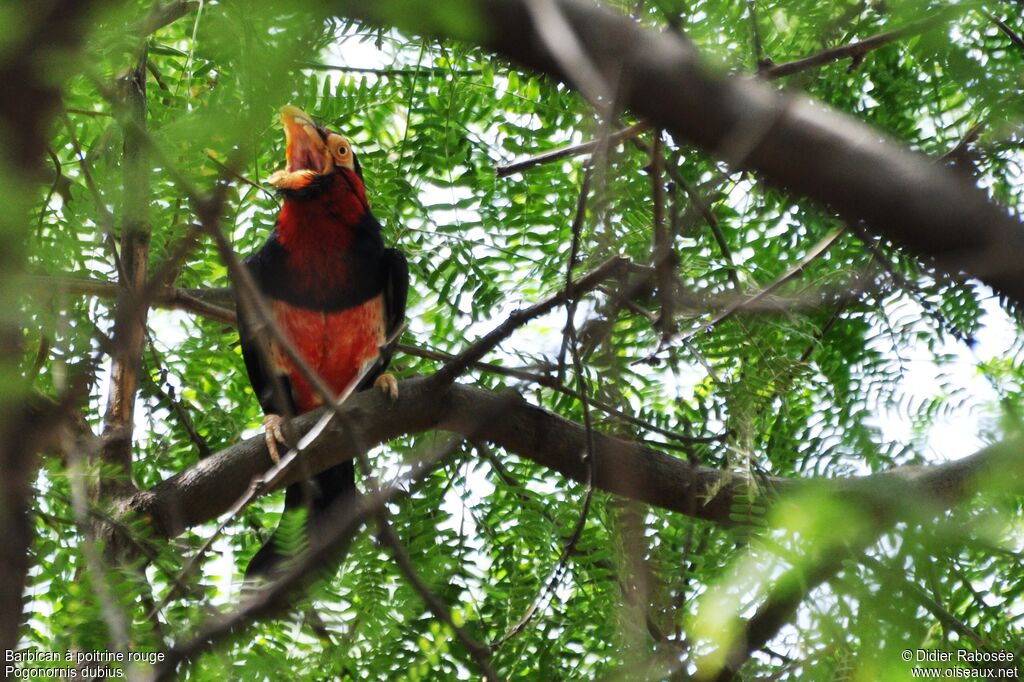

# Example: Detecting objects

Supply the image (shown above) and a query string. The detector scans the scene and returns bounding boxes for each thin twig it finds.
[64,107,114,118]
[432,255,630,385]
[649,131,675,340]
[847,222,974,347]
[675,227,847,346]
[495,123,648,177]
[205,149,278,203]
[981,9,1024,54]
[351,432,498,680]
[401,343,726,445]
[37,147,64,234]
[556,165,594,379]
[762,7,960,80]
[651,149,739,289]
[376,518,500,680]
[858,554,989,650]
[302,62,481,76]
[491,272,598,651]
[164,289,237,325]
[143,342,210,457]
[747,0,769,70]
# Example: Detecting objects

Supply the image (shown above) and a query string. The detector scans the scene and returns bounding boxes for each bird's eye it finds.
[327,134,353,165]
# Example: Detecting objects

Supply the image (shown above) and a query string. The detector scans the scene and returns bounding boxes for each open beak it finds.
[268,105,331,190]
[280,105,330,175]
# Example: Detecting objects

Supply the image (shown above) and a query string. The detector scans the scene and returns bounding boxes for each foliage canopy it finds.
[10,0,1024,679]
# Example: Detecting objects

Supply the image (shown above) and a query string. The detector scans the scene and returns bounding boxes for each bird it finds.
[236,104,408,579]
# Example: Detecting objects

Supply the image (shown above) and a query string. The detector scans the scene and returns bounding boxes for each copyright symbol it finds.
[902,650,913,662]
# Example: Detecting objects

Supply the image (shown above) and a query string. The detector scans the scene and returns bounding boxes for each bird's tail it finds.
[244,460,356,580]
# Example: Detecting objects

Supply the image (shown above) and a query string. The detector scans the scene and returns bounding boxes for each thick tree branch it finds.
[124,377,1024,543]
[332,0,1024,308]
[27,274,733,446]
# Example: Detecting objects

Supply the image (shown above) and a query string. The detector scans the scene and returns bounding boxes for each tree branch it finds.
[147,448,450,682]
[704,437,1024,681]
[99,52,151,500]
[761,8,958,80]
[24,274,236,323]
[432,255,629,385]
[494,122,648,176]
[136,0,199,38]
[332,0,1024,308]
[676,226,846,345]
[123,377,1024,543]
[982,9,1024,55]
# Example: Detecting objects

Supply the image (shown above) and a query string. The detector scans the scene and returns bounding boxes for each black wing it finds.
[236,243,297,416]
[359,247,408,389]
[382,247,409,340]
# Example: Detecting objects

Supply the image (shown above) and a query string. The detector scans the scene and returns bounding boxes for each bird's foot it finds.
[373,373,399,401]
[263,414,289,463]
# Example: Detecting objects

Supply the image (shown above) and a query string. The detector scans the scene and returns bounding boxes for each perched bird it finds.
[237,105,408,578]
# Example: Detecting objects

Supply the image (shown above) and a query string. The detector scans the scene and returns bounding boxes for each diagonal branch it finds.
[678,226,846,344]
[495,122,648,176]
[981,9,1024,54]
[148,446,452,682]
[761,7,960,80]
[432,255,629,385]
[333,0,1024,308]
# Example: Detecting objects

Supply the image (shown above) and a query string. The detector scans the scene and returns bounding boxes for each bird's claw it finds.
[373,373,399,401]
[263,414,288,463]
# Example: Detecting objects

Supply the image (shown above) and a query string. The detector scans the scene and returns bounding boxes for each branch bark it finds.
[99,53,151,500]
[123,377,1024,543]
[330,0,1024,308]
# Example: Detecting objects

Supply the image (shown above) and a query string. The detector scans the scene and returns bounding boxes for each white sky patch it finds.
[871,291,1014,466]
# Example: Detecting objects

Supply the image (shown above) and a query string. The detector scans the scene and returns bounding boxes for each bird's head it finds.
[267,105,366,206]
